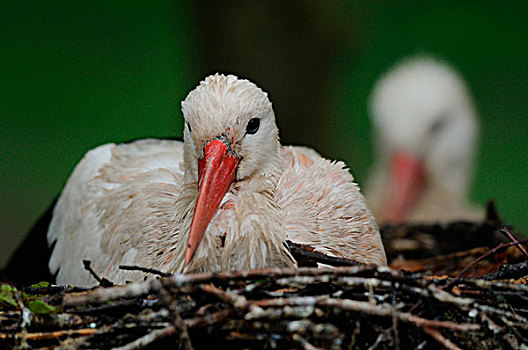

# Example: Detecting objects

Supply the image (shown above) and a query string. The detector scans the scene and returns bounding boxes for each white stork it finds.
[48,74,386,287]
[365,55,482,224]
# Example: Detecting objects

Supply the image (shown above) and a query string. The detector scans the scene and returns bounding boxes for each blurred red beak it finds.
[184,139,240,266]
[383,152,427,223]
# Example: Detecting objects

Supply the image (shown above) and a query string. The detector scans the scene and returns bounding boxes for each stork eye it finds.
[246,118,260,135]
[186,122,192,133]
[429,114,448,136]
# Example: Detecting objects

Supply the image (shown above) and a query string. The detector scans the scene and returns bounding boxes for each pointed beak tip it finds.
[183,245,193,266]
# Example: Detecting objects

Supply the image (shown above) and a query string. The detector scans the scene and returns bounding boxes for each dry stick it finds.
[249,297,480,331]
[472,278,528,292]
[474,303,528,326]
[422,326,461,350]
[184,309,234,328]
[246,305,319,321]
[119,265,172,277]
[285,240,361,267]
[426,285,474,307]
[112,326,177,350]
[198,284,249,310]
[223,319,339,346]
[0,328,98,341]
[226,330,259,341]
[479,313,503,334]
[82,260,114,287]
[63,279,152,307]
[407,300,422,315]
[291,333,324,350]
[499,227,528,258]
[444,238,528,291]
[171,265,389,286]
[276,275,394,289]
[69,298,140,315]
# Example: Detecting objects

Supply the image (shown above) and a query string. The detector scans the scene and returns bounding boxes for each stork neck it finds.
[258,144,286,185]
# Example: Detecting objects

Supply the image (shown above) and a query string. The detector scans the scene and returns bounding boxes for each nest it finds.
[1,214,527,349]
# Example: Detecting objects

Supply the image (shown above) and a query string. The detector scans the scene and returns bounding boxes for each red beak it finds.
[184,139,240,266]
[383,152,427,223]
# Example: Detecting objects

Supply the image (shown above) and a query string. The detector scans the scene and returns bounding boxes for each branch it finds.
[119,265,172,277]
[0,328,98,341]
[499,227,528,259]
[444,238,528,290]
[82,260,113,287]
[286,240,362,267]
[423,326,461,350]
[249,296,481,331]
[113,326,176,350]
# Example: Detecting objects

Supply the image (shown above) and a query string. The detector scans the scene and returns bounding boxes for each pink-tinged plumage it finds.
[48,74,386,287]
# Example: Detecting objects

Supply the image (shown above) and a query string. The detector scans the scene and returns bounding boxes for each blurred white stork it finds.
[365,55,483,224]
[48,74,386,287]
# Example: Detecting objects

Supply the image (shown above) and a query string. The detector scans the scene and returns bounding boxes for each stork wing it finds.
[277,146,387,266]
[48,139,187,287]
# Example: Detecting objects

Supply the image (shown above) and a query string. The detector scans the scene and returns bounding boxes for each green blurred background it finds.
[2,1,527,267]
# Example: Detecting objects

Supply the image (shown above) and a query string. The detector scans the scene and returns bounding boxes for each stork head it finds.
[180,74,280,264]
[370,55,478,223]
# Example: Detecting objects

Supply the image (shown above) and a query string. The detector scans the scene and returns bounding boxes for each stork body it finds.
[48,74,386,287]
[365,56,483,224]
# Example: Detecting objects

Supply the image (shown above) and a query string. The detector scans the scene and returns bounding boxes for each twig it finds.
[68,298,141,315]
[275,275,394,290]
[367,332,389,350]
[426,285,474,307]
[499,227,528,259]
[82,260,114,287]
[198,284,249,310]
[479,313,503,334]
[245,305,317,320]
[471,278,528,292]
[184,309,233,328]
[250,296,481,331]
[165,265,394,286]
[119,265,172,277]
[112,325,176,350]
[292,333,323,350]
[286,240,362,267]
[444,239,528,290]
[474,303,528,326]
[63,279,152,307]
[423,326,461,350]
[0,328,98,340]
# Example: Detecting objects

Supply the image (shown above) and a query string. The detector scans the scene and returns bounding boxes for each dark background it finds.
[2,1,527,267]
